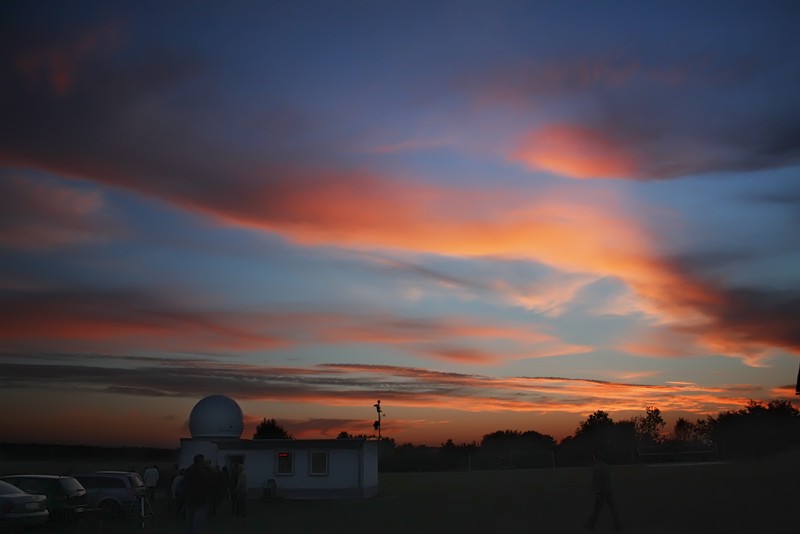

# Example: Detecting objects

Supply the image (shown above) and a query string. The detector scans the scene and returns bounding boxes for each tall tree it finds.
[673,417,698,442]
[633,406,666,444]
[576,410,614,437]
[253,418,293,439]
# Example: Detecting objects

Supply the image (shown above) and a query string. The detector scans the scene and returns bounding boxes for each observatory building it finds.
[178,395,379,499]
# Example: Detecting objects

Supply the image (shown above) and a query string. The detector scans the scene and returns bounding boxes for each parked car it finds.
[0,475,86,521]
[0,480,49,532]
[74,471,146,517]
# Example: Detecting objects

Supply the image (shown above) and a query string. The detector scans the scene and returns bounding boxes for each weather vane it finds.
[373,400,385,439]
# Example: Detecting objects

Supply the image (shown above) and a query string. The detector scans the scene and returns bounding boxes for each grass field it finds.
[5,452,799,534]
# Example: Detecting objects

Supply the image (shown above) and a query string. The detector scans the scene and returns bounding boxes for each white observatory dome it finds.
[189,395,244,439]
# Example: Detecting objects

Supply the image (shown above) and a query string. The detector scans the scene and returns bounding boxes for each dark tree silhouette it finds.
[633,406,666,444]
[253,418,293,439]
[673,417,699,442]
[707,399,800,456]
[561,410,635,465]
[576,410,614,437]
[439,439,478,470]
[481,429,555,452]
[694,416,714,443]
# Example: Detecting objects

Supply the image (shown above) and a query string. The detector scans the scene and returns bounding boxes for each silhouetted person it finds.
[184,454,214,533]
[229,463,239,515]
[263,478,277,501]
[143,464,160,504]
[165,463,179,511]
[234,463,248,517]
[220,466,232,506]
[172,469,185,516]
[584,451,622,532]
[209,466,227,517]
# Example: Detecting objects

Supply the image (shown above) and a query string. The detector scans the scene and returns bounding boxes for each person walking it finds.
[183,454,214,534]
[583,451,622,532]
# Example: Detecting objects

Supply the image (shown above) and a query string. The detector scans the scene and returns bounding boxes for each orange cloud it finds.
[2,140,793,362]
[187,172,799,362]
[513,124,639,179]
[221,175,660,287]
[491,272,597,316]
[769,385,797,399]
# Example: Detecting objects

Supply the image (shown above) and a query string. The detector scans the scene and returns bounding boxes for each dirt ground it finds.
[7,452,800,534]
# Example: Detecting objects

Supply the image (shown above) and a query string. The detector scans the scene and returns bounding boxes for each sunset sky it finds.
[1,1,799,448]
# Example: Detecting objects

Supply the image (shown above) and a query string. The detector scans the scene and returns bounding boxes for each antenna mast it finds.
[373,400,385,439]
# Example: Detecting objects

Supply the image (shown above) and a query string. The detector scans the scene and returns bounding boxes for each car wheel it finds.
[100,499,121,517]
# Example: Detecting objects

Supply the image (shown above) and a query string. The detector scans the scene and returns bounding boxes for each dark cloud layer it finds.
[685,286,800,355]
[0,357,773,418]
[659,255,800,358]
[0,288,286,352]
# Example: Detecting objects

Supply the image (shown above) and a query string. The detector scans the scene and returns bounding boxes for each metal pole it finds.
[374,400,384,440]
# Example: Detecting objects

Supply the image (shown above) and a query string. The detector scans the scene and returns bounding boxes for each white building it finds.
[178,395,379,499]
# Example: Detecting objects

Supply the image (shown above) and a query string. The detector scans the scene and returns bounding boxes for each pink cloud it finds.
[316,315,590,365]
[512,124,640,179]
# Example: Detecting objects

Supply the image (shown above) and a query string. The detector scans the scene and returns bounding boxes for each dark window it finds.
[82,476,125,489]
[276,452,293,475]
[47,479,67,497]
[60,478,84,493]
[13,478,58,498]
[310,451,328,476]
[76,476,100,488]
[0,481,24,495]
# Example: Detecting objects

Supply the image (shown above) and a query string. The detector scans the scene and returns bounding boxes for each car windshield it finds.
[0,480,24,495]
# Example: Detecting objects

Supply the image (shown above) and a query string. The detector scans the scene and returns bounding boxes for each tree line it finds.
[255,399,800,472]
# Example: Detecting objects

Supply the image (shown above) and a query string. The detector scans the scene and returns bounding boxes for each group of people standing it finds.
[139,456,248,533]
[172,454,249,533]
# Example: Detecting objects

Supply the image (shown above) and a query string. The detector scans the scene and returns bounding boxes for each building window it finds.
[277,451,293,475]
[310,451,329,476]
